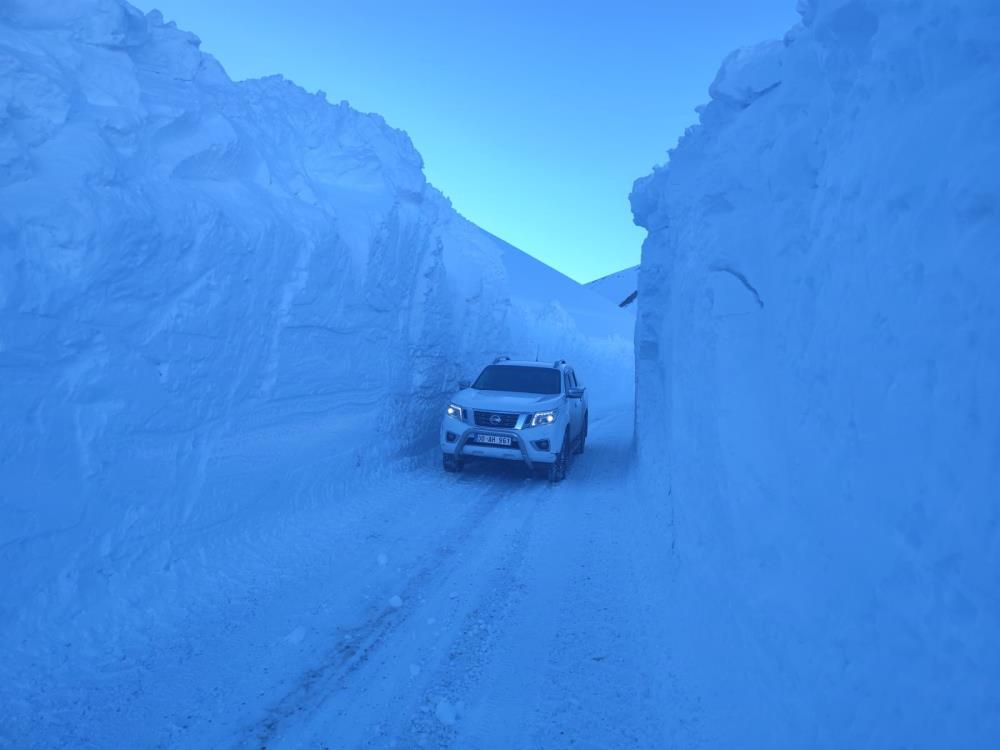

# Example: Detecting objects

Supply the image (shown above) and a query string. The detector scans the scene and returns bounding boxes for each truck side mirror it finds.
[459,380,471,390]
[567,387,585,399]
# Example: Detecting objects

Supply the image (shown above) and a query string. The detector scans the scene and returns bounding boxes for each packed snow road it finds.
[6,402,687,749]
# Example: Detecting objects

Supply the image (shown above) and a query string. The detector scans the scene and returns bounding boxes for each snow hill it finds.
[585,264,638,311]
[631,0,1000,746]
[0,0,631,666]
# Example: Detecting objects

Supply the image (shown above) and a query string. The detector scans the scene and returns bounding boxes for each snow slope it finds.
[585,264,638,311]
[0,0,631,690]
[631,0,1000,746]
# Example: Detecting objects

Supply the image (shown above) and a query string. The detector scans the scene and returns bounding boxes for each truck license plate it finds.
[475,434,512,446]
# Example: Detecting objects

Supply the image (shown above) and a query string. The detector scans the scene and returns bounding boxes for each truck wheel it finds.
[547,429,570,483]
[443,453,464,473]
[573,413,588,455]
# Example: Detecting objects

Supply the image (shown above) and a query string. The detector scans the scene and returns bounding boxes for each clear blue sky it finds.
[139,1,799,282]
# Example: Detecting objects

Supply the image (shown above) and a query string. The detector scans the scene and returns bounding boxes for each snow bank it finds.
[631,0,1000,746]
[0,0,631,665]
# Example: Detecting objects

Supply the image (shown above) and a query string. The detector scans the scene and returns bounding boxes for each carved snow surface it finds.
[630,0,1000,746]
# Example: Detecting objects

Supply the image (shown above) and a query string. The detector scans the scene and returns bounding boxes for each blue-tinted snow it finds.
[1,0,997,747]
[632,0,1000,746]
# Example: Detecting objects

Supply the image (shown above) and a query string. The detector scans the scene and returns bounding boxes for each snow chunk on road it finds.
[283,626,307,646]
[435,699,457,726]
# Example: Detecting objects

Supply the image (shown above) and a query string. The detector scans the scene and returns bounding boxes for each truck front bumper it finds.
[440,418,558,467]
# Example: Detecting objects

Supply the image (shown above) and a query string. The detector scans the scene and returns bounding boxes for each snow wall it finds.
[631,0,1000,746]
[0,0,632,653]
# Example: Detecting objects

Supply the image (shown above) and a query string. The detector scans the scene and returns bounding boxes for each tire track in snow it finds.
[243,408,633,749]
[334,412,634,749]
[239,469,540,750]
[433,410,651,748]
[370,492,542,748]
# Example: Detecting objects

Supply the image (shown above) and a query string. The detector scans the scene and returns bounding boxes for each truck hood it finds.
[454,389,562,413]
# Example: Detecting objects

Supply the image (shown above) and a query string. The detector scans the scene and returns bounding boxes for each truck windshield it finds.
[472,365,561,395]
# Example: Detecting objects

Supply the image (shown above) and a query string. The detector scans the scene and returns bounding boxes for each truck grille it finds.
[473,411,519,428]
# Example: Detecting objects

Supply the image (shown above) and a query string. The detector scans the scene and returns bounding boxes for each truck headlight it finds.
[529,409,557,427]
[446,403,465,421]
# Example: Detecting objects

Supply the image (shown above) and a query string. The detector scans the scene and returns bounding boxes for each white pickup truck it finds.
[439,357,589,482]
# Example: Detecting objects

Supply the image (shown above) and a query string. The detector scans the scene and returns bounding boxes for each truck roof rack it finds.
[493,355,511,364]
[552,359,566,368]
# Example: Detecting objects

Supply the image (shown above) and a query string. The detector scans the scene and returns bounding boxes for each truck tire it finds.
[573,412,588,455]
[547,429,570,483]
[443,453,464,473]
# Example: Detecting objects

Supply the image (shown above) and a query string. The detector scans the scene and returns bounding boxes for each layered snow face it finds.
[0,0,632,655]
[631,0,1000,746]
